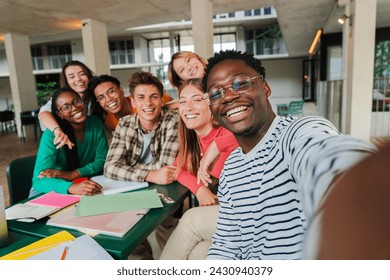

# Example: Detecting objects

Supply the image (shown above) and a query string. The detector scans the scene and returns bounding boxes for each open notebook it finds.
[91,175,149,195]
[5,192,80,223]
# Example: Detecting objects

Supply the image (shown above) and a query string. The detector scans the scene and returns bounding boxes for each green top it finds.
[31,116,108,194]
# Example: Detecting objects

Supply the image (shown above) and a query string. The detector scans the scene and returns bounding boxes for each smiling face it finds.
[130,84,163,128]
[206,59,274,140]
[179,84,212,136]
[94,81,127,114]
[173,56,205,82]
[56,91,87,124]
[65,65,90,96]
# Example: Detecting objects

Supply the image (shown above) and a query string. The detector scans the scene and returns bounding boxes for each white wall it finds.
[111,68,142,96]
[263,58,303,110]
[70,39,85,63]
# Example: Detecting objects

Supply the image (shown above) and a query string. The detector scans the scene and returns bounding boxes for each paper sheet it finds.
[27,234,114,260]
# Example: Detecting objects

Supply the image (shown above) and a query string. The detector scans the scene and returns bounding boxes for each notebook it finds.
[0,230,75,260]
[5,192,79,223]
[91,175,149,195]
[75,189,163,217]
[47,205,149,237]
[27,191,80,208]
[5,203,61,223]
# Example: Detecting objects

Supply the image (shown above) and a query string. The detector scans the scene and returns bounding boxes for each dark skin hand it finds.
[317,143,390,259]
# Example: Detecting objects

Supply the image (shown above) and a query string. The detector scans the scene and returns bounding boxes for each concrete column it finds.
[81,18,111,75]
[342,0,376,141]
[4,33,37,138]
[191,0,213,59]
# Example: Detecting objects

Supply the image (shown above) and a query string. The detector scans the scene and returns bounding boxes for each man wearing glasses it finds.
[89,75,136,133]
[200,50,375,259]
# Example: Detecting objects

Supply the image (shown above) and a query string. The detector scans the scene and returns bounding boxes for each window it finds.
[245,26,285,56]
[147,38,171,88]
[47,44,72,69]
[109,39,134,65]
[214,33,236,53]
[31,46,44,70]
[254,9,261,16]
[264,7,272,15]
[244,10,252,17]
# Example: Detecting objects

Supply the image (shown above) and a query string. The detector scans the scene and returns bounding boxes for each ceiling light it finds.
[338,15,349,24]
[308,28,323,56]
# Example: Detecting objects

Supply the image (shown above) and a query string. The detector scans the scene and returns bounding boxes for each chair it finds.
[0,110,16,135]
[6,155,37,205]
[277,100,304,117]
[20,110,40,142]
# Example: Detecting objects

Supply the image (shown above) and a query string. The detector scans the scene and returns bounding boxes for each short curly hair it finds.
[202,50,266,91]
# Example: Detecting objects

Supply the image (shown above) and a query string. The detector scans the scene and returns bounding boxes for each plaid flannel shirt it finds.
[104,108,179,182]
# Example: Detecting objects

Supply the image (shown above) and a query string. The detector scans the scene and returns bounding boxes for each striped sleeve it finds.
[280,116,376,218]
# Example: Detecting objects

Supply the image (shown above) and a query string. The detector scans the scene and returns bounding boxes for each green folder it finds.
[75,189,163,217]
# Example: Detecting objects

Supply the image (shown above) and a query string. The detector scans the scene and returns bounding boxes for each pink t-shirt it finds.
[175,126,238,195]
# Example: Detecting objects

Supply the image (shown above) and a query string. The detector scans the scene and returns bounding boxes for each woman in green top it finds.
[30,88,108,196]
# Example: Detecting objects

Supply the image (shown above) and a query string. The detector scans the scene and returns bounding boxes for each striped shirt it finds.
[207,116,375,260]
[104,108,179,182]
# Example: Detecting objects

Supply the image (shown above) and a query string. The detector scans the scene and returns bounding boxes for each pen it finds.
[60,246,68,260]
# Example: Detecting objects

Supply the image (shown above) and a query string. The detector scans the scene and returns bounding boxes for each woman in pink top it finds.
[175,78,238,206]
[160,78,238,260]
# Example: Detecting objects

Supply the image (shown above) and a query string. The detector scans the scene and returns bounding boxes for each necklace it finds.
[197,136,203,157]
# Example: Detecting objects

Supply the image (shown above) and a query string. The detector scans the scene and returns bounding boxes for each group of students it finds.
[28,49,388,260]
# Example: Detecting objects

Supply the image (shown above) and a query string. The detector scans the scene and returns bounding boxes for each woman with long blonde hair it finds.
[174,78,238,205]
[168,51,207,88]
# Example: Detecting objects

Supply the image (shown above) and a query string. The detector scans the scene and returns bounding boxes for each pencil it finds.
[60,246,68,260]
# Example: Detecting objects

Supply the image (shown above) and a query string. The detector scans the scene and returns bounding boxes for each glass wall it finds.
[31,46,44,70]
[109,39,134,65]
[245,25,286,56]
[47,44,72,69]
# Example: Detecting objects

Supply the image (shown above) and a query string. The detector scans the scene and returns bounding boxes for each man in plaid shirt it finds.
[104,71,179,185]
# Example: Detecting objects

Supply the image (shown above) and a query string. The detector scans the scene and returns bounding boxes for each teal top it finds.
[31,116,108,194]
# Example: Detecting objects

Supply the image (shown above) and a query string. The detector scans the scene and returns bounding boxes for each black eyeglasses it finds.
[58,98,84,113]
[206,75,263,106]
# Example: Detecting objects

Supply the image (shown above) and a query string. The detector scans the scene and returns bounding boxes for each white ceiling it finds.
[0,0,389,57]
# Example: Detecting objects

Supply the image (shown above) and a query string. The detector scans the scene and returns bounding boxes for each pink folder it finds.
[28,192,80,208]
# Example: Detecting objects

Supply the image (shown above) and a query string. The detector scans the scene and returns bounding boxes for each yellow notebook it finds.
[0,230,75,260]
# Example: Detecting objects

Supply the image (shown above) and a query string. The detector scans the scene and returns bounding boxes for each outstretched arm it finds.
[316,143,390,259]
